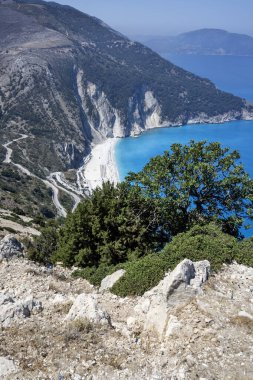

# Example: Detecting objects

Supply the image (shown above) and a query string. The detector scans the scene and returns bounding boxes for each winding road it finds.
[3,134,28,164]
[2,134,82,217]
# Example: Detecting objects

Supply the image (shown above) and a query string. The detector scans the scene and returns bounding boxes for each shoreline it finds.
[82,138,120,192]
[80,115,253,193]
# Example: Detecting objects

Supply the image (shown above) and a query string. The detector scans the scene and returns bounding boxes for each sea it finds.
[115,55,253,236]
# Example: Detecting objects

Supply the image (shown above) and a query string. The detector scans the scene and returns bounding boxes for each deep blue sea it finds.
[115,55,253,236]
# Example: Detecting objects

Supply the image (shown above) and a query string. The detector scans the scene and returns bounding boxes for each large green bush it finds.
[54,181,163,268]
[162,223,239,271]
[111,223,240,297]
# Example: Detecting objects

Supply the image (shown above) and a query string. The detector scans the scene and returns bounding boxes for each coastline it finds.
[82,138,120,192]
[80,112,253,194]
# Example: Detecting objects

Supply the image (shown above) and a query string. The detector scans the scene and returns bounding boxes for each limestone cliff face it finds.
[1,0,252,179]
[76,75,164,140]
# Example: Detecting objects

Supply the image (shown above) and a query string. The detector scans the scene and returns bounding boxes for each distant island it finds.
[135,29,253,56]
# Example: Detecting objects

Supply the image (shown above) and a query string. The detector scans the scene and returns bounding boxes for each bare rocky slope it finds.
[0,0,253,217]
[0,236,253,379]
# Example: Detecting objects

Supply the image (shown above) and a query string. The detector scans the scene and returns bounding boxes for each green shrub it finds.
[111,223,241,297]
[40,206,55,219]
[27,221,60,265]
[236,238,253,267]
[111,254,174,297]
[162,223,239,272]
[72,264,115,286]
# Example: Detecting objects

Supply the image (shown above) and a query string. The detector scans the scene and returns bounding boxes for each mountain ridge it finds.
[0,1,252,217]
[135,28,253,56]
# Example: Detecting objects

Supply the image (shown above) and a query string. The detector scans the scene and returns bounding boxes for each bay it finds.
[115,55,253,236]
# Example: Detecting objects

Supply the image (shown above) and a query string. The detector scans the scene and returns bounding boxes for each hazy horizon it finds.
[44,0,253,37]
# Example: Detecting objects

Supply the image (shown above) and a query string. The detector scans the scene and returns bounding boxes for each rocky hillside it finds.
[0,1,253,217]
[0,236,253,379]
[138,29,253,56]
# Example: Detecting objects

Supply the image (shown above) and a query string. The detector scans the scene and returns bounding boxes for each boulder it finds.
[0,293,43,327]
[0,357,17,377]
[65,293,111,325]
[99,269,126,292]
[0,235,24,261]
[163,259,195,300]
[128,259,210,339]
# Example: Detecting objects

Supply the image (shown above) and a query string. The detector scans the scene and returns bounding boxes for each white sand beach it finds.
[82,138,120,192]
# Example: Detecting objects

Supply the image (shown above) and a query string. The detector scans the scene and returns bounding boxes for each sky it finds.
[46,0,253,37]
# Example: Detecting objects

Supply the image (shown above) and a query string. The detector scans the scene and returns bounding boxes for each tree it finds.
[54,181,163,268]
[27,220,60,265]
[126,140,253,238]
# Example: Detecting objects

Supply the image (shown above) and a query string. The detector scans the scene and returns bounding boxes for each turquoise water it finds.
[115,55,253,235]
[116,120,253,180]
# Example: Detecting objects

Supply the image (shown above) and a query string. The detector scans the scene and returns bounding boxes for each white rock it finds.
[163,259,195,299]
[0,293,42,327]
[0,235,23,261]
[190,260,211,289]
[128,259,210,339]
[165,315,182,337]
[238,310,253,320]
[0,293,14,306]
[99,269,126,292]
[126,316,136,330]
[52,294,69,304]
[65,293,111,325]
[72,375,82,380]
[0,357,17,376]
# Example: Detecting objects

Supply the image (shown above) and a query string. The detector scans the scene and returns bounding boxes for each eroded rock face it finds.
[0,235,24,261]
[65,293,111,325]
[127,259,210,339]
[99,269,126,293]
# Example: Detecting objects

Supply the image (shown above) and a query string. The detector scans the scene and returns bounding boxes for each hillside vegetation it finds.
[28,141,253,295]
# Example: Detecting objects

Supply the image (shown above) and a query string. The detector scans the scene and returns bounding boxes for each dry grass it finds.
[103,354,124,370]
[230,315,253,331]
[53,300,73,315]
[64,317,93,341]
[48,281,62,293]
